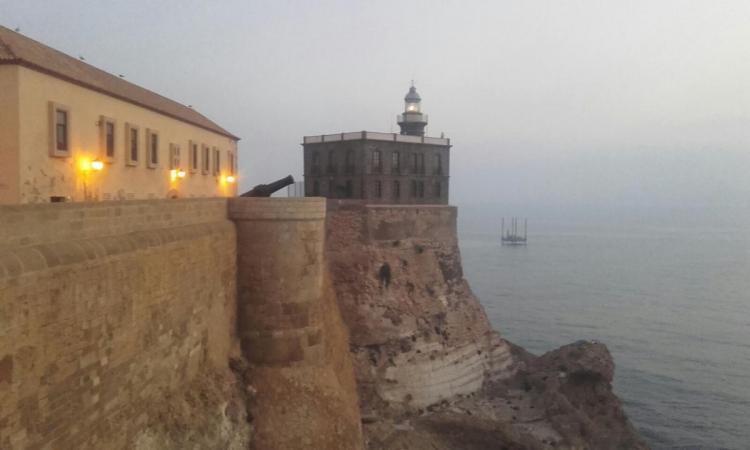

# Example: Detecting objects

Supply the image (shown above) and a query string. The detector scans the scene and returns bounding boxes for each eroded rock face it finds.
[325,203,647,450]
[326,204,517,413]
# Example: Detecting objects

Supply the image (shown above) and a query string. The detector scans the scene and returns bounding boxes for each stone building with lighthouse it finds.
[302,85,450,204]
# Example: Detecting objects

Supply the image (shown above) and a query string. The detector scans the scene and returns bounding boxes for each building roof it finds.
[0,25,239,140]
[302,131,449,146]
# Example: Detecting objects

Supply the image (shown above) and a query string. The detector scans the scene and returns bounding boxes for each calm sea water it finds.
[458,212,750,450]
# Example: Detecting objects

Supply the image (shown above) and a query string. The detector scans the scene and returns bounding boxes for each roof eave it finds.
[0,59,241,141]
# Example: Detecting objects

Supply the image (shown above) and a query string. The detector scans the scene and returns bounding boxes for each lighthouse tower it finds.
[397,84,428,136]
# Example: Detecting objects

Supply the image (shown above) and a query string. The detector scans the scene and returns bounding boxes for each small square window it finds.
[125,123,140,166]
[49,102,71,157]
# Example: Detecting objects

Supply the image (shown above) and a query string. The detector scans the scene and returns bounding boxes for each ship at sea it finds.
[501,217,527,245]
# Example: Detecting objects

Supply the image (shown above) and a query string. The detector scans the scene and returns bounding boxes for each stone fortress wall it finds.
[0,198,238,449]
[229,197,364,450]
[0,197,645,450]
[0,197,364,450]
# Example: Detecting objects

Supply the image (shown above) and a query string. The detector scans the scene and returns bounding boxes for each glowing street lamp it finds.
[91,159,104,171]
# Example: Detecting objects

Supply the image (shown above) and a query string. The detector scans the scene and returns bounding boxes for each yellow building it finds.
[0,26,239,204]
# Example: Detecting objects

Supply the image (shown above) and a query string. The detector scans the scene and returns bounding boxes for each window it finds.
[435,154,442,175]
[327,149,336,174]
[418,181,425,198]
[49,102,70,157]
[411,179,417,197]
[202,145,210,174]
[345,149,354,174]
[345,180,353,198]
[228,151,235,175]
[391,151,400,173]
[100,116,116,162]
[374,180,382,198]
[146,129,159,168]
[372,150,382,173]
[419,153,425,174]
[313,180,320,196]
[170,144,181,170]
[312,151,320,174]
[125,123,139,166]
[435,181,442,198]
[393,180,400,199]
[189,141,199,172]
[56,111,68,151]
[328,179,335,198]
[412,153,418,173]
[213,148,221,175]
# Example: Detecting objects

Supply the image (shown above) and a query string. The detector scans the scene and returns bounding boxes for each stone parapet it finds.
[229,197,326,221]
[0,197,228,249]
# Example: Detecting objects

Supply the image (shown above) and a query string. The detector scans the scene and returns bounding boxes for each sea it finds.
[458,206,750,450]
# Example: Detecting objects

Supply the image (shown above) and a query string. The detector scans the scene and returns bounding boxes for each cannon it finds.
[240,175,295,197]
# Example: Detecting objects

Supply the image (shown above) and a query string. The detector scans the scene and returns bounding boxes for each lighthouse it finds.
[397,84,428,136]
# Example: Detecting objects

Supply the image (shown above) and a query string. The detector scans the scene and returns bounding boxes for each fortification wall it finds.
[230,197,364,450]
[0,198,238,450]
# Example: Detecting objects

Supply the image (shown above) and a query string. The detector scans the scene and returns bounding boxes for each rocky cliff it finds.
[325,202,647,449]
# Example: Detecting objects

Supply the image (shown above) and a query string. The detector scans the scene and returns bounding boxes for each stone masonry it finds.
[0,199,237,449]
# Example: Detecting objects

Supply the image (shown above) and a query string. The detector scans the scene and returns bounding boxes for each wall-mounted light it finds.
[225,175,236,184]
[171,169,187,182]
[91,159,104,171]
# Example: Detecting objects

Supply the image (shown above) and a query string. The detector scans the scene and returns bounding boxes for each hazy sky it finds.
[3,0,749,214]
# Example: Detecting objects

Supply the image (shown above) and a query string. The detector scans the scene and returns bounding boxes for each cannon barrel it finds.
[240,175,295,197]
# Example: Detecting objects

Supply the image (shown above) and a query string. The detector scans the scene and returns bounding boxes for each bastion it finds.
[0,197,645,449]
